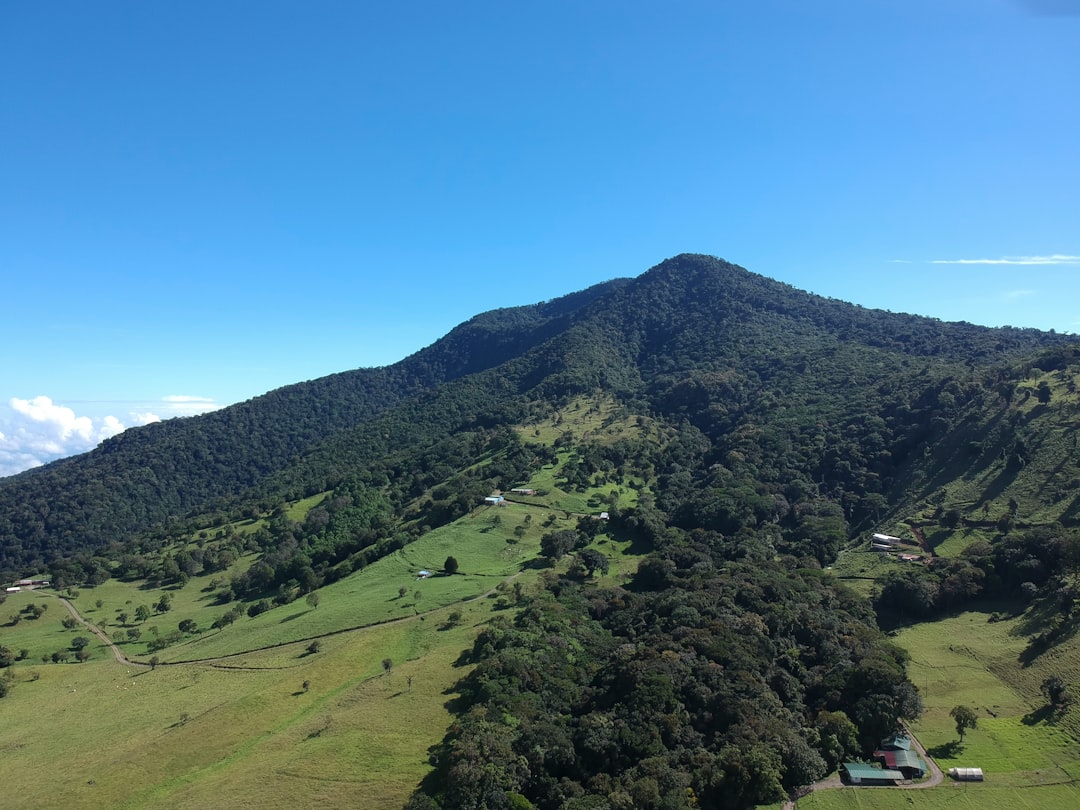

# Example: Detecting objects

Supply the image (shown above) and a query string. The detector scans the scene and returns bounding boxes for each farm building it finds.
[880,734,912,751]
[510,488,536,495]
[484,495,505,505]
[949,767,984,781]
[841,763,905,785]
[874,747,926,778]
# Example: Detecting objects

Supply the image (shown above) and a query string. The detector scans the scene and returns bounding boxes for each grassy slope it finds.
[0,399,648,809]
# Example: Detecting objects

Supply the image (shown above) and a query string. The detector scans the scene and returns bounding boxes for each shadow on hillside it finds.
[279,610,307,623]
[927,740,964,759]
[1023,704,1055,726]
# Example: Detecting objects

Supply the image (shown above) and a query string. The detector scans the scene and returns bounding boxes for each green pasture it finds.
[140,503,548,663]
[0,595,491,810]
[797,782,1080,810]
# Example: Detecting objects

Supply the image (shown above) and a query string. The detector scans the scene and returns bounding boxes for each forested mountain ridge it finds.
[0,278,627,575]
[0,254,1072,579]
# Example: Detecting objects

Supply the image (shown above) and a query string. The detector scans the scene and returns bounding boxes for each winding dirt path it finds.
[55,596,147,667]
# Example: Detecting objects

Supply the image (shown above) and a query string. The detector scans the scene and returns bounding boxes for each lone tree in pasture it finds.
[1042,675,1073,716]
[135,604,151,623]
[71,636,91,651]
[305,592,320,609]
[382,658,393,677]
[444,555,459,575]
[398,585,409,599]
[950,705,977,741]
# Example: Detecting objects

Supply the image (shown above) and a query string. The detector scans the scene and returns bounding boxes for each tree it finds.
[398,585,409,599]
[949,705,977,741]
[302,679,311,693]
[579,548,610,577]
[306,640,321,655]
[149,655,160,670]
[382,658,393,677]
[1042,675,1072,715]
[71,636,91,651]
[540,530,578,561]
[135,604,151,623]
[117,611,129,626]
[305,591,321,609]
[444,555,459,575]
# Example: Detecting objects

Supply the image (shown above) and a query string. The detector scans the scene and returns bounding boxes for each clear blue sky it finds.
[2,0,1078,475]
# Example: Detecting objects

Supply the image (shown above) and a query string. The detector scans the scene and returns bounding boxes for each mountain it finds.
[0,254,1071,578]
[4,253,1080,810]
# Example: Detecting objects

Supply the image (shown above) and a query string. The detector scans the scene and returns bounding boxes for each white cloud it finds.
[160,395,222,417]
[1003,289,1036,299]
[0,396,125,476]
[0,394,222,477]
[930,254,1080,266]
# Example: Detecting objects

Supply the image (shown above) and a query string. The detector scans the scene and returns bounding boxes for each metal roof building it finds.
[841,763,905,785]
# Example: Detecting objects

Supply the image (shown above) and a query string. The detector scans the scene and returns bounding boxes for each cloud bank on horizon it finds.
[0,395,221,477]
[930,254,1080,265]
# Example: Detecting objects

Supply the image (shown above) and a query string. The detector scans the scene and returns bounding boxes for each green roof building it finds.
[841,762,905,785]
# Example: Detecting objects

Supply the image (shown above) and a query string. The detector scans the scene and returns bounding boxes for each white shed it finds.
[948,767,984,781]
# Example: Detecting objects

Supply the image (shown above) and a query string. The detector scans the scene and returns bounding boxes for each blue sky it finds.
[2,0,1078,475]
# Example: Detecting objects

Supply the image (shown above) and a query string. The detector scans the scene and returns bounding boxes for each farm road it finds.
[55,596,147,668]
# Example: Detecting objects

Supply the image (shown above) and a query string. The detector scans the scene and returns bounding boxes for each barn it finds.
[841,763,904,785]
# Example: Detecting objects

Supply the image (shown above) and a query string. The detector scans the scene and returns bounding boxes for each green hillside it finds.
[2,255,1080,809]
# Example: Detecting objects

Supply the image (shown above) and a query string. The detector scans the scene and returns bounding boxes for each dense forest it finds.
[3,254,1080,808]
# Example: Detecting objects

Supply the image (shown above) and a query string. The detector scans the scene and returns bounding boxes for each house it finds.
[841,763,904,785]
[599,512,609,520]
[948,767,984,781]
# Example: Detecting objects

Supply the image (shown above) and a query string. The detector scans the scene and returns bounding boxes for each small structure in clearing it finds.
[842,762,905,785]
[416,570,432,580]
[484,494,505,505]
[949,767,984,781]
